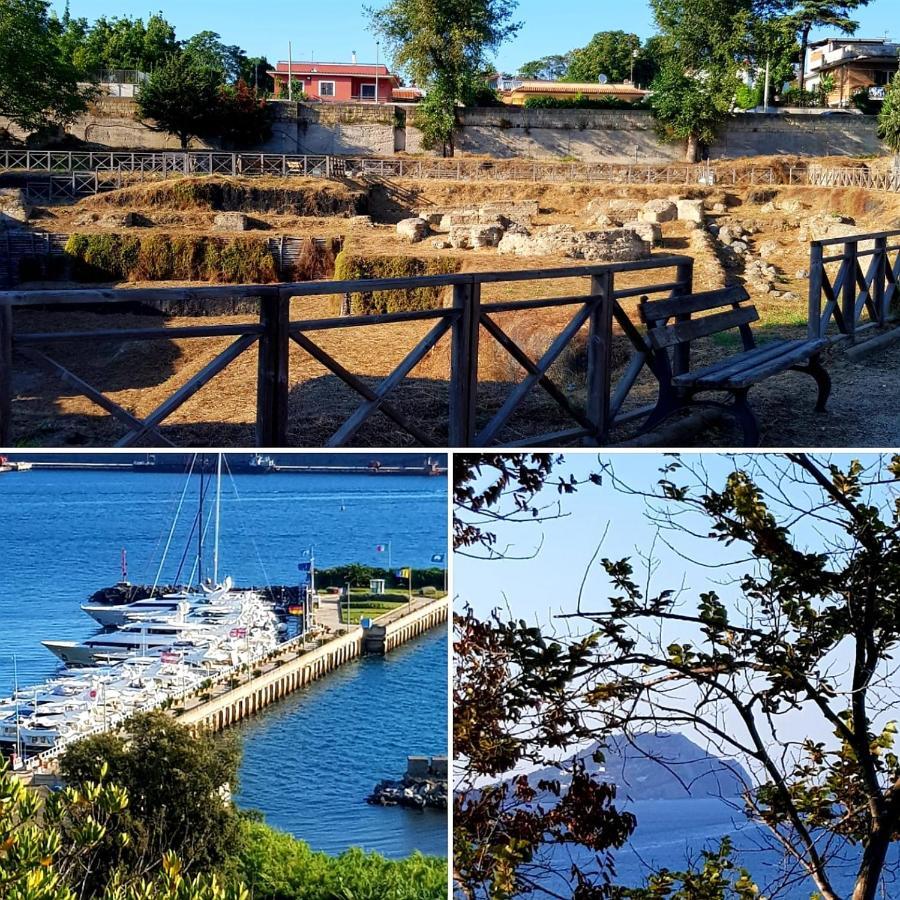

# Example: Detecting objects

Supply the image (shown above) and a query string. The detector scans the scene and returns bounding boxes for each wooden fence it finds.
[808,228,900,341]
[1,148,780,187]
[806,165,900,193]
[0,257,693,448]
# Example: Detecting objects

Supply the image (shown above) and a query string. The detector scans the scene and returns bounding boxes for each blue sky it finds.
[455,452,899,762]
[51,0,897,76]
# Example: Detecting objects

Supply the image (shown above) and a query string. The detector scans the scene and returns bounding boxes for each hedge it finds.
[64,233,278,283]
[333,250,462,315]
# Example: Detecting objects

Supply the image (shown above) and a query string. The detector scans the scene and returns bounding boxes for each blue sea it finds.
[0,465,449,859]
[534,797,900,898]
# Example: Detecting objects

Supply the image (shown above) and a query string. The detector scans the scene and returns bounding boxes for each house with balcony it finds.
[268,59,404,103]
[804,37,898,107]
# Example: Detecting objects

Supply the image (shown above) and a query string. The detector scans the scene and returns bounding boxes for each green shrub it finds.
[65,233,278,283]
[345,592,409,606]
[333,251,462,315]
[236,819,447,900]
[522,93,650,110]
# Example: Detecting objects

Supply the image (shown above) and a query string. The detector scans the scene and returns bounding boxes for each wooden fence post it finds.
[874,235,888,326]
[808,241,824,339]
[841,240,859,340]
[585,271,614,445]
[448,279,479,447]
[672,260,694,376]
[256,290,289,447]
[0,303,12,446]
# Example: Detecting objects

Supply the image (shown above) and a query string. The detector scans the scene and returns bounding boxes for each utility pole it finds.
[288,41,293,101]
[763,57,771,112]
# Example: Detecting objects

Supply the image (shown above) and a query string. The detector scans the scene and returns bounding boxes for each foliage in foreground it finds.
[0,758,247,900]
[878,74,900,156]
[236,820,447,900]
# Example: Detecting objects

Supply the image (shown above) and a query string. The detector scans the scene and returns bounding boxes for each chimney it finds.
[352,50,357,65]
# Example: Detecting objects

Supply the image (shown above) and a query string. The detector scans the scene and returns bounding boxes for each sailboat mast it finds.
[213,453,223,586]
[198,456,205,585]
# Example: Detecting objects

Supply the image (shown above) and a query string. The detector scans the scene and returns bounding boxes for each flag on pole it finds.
[298,561,311,572]
[287,604,303,615]
[431,553,445,563]
[395,567,411,579]
[161,652,179,664]
[376,544,386,553]
[229,627,247,638]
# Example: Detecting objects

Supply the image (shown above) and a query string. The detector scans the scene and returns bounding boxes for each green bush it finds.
[64,233,278,283]
[333,250,462,315]
[522,93,650,110]
[236,819,447,900]
[315,565,445,591]
[345,592,409,606]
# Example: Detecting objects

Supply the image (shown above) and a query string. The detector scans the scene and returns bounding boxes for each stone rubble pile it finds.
[498,224,650,262]
[367,775,448,811]
[0,188,31,226]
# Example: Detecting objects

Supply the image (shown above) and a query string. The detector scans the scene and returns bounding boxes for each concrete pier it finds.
[176,596,448,736]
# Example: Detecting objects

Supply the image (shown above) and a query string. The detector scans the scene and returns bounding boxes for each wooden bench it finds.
[638,285,830,445]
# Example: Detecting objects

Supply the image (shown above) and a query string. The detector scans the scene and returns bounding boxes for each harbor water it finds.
[0,466,448,859]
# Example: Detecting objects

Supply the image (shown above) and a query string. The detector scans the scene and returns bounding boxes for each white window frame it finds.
[318,80,336,98]
[359,83,377,100]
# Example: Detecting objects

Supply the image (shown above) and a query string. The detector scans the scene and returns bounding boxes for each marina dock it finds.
[17,594,448,777]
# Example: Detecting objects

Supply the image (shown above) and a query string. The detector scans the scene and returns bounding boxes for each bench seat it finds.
[672,337,829,391]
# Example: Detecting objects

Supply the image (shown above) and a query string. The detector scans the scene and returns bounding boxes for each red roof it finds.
[271,61,397,81]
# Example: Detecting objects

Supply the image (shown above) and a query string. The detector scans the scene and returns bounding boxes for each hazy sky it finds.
[455,451,898,764]
[51,0,898,76]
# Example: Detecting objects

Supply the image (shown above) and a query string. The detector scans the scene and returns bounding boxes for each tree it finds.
[64,13,178,76]
[183,30,247,84]
[517,53,571,80]
[650,62,735,161]
[59,711,243,892]
[567,453,900,900]
[877,74,900,160]
[453,454,642,899]
[137,49,223,148]
[649,0,766,160]
[780,1,871,96]
[0,0,89,131]
[0,758,248,900]
[566,31,643,84]
[215,79,273,148]
[369,0,521,156]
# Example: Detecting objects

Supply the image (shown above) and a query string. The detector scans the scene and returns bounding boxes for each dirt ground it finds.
[9,160,900,447]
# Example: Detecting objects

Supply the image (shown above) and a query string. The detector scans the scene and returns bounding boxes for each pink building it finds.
[268,60,400,103]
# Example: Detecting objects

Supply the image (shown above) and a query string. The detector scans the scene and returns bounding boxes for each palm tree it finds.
[781,1,872,96]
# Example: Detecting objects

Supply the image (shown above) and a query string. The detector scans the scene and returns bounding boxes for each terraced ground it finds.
[7,158,900,447]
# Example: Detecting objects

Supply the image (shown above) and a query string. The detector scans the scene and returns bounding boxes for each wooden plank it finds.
[479,313,595,434]
[15,323,263,345]
[290,332,433,445]
[647,306,759,350]
[17,346,173,445]
[117,334,258,447]
[503,427,590,448]
[640,284,749,321]
[706,343,825,389]
[326,317,454,447]
[808,242,825,339]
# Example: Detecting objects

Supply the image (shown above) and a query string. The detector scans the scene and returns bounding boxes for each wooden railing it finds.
[807,165,900,193]
[0,258,693,448]
[0,148,778,187]
[808,229,900,341]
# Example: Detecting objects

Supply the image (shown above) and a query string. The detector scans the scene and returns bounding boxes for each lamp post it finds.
[631,48,639,86]
[375,41,381,104]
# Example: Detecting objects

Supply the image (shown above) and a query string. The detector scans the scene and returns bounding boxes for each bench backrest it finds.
[639,285,757,352]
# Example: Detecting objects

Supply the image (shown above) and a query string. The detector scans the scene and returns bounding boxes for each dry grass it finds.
[12,157,900,446]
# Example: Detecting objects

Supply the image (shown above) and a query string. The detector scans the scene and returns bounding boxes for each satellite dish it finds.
[598,73,609,85]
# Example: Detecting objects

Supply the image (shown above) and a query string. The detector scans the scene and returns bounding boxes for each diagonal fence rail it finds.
[808,229,900,341]
[0,257,693,448]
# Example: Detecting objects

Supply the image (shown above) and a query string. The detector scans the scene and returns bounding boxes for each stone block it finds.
[638,199,678,224]
[407,756,431,779]
[0,188,31,226]
[213,212,248,232]
[623,220,662,247]
[676,199,705,224]
[396,217,429,243]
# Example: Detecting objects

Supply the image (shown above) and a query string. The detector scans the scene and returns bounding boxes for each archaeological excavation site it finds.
[1,153,899,448]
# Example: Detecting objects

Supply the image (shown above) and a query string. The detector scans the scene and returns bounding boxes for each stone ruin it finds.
[0,189,31,227]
